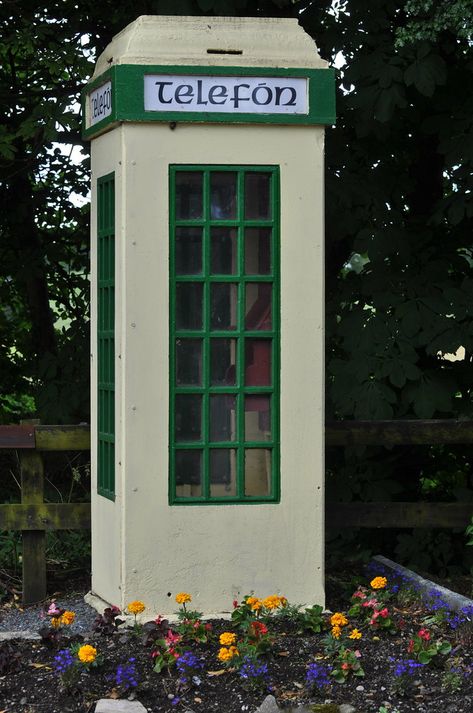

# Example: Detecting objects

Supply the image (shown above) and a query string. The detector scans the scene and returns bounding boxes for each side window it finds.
[169,166,280,504]
[97,173,115,500]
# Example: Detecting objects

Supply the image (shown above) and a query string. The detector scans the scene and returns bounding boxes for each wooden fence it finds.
[0,424,90,604]
[325,419,473,529]
[0,420,472,604]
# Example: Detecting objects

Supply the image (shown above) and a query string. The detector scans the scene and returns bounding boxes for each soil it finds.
[0,568,472,713]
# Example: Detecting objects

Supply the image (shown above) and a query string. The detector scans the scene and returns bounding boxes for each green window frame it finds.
[169,165,280,504]
[97,172,115,500]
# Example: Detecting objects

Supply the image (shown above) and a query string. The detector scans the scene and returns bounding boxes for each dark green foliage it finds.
[1,1,472,569]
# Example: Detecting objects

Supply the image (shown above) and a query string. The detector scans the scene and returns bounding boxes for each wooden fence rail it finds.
[0,424,90,604]
[1,420,473,603]
[325,419,473,530]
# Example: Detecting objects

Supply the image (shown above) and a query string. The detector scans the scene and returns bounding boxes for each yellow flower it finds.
[78,645,97,664]
[219,632,237,646]
[370,576,387,590]
[51,617,61,629]
[127,600,145,615]
[175,592,192,605]
[349,628,362,640]
[229,645,239,656]
[246,596,262,611]
[60,611,76,626]
[331,625,342,639]
[330,612,348,627]
[263,595,282,610]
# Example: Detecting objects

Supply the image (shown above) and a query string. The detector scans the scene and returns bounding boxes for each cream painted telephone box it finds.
[83,15,335,617]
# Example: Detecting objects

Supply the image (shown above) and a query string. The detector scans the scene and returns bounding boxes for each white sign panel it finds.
[144,75,308,114]
[89,81,112,126]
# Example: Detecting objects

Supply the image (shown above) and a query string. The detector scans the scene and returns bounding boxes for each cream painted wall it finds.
[89,121,325,616]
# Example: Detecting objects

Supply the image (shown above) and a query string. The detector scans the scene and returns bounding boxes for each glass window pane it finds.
[245,173,271,220]
[176,283,203,329]
[210,338,237,385]
[245,395,271,441]
[245,283,272,330]
[176,339,202,385]
[210,283,237,330]
[175,395,202,442]
[210,395,237,442]
[245,339,271,386]
[211,227,237,274]
[245,449,271,496]
[211,172,237,219]
[175,227,202,275]
[175,450,202,497]
[175,172,203,219]
[210,449,237,497]
[245,228,271,274]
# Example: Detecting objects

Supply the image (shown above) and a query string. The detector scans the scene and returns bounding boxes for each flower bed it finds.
[1,573,472,713]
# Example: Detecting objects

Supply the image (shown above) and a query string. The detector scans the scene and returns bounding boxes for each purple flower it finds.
[393,658,424,677]
[306,662,332,689]
[116,658,139,690]
[54,649,75,674]
[175,651,204,684]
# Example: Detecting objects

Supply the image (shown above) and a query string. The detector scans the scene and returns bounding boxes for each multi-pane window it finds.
[169,166,280,504]
[97,173,115,500]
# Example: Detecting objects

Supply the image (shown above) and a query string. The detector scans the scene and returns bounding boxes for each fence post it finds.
[19,447,47,604]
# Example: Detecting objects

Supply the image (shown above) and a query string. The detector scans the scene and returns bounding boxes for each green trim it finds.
[83,64,335,139]
[169,165,280,505]
[97,172,116,501]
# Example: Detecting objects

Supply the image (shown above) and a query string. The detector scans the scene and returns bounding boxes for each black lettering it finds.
[196,79,208,105]
[175,84,194,104]
[252,83,273,106]
[154,81,173,104]
[274,85,297,106]
[231,83,250,109]
[105,89,111,110]
[208,84,227,105]
[99,95,104,115]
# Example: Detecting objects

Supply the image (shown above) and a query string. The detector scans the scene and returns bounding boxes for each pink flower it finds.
[47,603,61,616]
[418,629,430,641]
[205,623,213,631]
[165,630,181,646]
[362,598,378,608]
[380,608,389,618]
[407,639,414,653]
[155,615,163,625]
[352,590,367,600]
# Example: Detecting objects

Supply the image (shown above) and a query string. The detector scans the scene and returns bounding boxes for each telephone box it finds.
[83,15,335,617]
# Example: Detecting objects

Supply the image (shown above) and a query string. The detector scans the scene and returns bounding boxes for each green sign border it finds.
[82,64,336,139]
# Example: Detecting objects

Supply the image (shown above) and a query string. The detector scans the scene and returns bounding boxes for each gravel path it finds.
[0,591,98,635]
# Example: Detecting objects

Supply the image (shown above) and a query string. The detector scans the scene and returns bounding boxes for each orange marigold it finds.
[175,592,192,605]
[127,600,145,615]
[349,628,362,640]
[370,576,387,590]
[246,596,262,611]
[219,632,237,646]
[331,625,342,639]
[263,595,282,610]
[78,644,97,664]
[330,612,348,627]
[60,611,76,626]
[217,646,238,662]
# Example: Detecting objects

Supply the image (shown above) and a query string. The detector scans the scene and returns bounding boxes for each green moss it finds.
[308,705,340,713]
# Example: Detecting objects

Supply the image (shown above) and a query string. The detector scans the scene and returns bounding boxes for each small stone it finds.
[355,684,365,691]
[255,695,280,713]
[95,701,148,713]
[20,698,28,705]
[339,705,357,713]
[167,694,175,699]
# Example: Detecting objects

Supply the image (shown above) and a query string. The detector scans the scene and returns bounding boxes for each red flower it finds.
[418,628,430,641]
[233,600,239,609]
[205,622,213,631]
[379,608,389,618]
[251,621,268,636]
[341,663,350,670]
[407,639,414,653]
